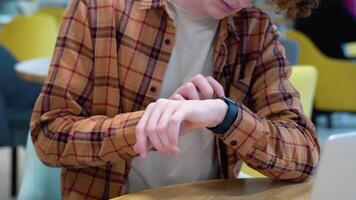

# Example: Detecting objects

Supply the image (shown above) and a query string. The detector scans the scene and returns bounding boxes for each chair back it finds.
[0,92,11,146]
[0,15,57,61]
[35,7,65,26]
[286,29,356,112]
[0,44,42,147]
[285,29,326,65]
[0,45,42,109]
[289,66,318,118]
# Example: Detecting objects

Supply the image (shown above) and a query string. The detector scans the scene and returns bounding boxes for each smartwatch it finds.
[208,96,238,134]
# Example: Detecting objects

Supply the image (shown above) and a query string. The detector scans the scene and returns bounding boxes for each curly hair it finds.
[268,0,319,17]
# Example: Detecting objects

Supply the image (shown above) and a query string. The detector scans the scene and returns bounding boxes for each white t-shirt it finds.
[126,0,220,193]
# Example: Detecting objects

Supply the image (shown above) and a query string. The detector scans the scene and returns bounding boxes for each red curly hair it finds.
[268,0,319,17]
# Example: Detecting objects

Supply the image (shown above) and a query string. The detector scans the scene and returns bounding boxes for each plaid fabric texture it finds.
[30,0,320,199]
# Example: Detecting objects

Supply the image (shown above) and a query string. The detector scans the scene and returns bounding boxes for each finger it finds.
[135,103,155,158]
[190,74,214,99]
[147,130,165,153]
[272,24,281,36]
[145,99,167,152]
[157,104,180,153]
[171,94,186,100]
[172,82,200,100]
[168,107,187,152]
[206,76,225,98]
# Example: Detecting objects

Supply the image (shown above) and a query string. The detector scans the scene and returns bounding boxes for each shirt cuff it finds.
[221,101,265,156]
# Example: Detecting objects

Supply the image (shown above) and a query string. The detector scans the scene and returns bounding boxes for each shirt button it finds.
[230,140,237,146]
[150,86,157,93]
[164,38,171,45]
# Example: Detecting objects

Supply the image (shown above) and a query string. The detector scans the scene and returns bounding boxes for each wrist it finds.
[208,99,228,128]
[207,97,239,134]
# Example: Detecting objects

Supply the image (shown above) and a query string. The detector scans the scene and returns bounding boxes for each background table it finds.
[113,178,312,200]
[14,57,50,84]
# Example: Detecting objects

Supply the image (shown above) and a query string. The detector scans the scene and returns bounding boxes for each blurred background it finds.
[0,0,355,199]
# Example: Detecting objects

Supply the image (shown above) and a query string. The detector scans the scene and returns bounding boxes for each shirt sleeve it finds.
[223,20,320,182]
[30,0,143,168]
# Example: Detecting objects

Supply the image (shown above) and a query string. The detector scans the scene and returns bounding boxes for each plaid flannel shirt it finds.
[30,0,320,199]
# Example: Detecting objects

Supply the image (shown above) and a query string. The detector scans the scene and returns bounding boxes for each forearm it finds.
[224,19,321,180]
[31,107,144,168]
[221,101,320,181]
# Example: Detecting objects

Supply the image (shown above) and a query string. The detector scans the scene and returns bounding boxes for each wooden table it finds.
[15,57,50,84]
[113,178,312,200]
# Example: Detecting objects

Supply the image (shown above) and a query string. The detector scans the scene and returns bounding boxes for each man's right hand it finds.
[170,74,225,100]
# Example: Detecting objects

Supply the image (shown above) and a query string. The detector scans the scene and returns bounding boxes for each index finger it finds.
[190,74,214,99]
[206,76,225,98]
[167,107,187,152]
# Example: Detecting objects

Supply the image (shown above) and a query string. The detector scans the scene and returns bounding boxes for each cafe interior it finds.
[0,0,355,199]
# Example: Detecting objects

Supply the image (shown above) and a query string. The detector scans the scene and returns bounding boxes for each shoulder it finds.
[64,0,135,16]
[231,7,277,39]
[233,6,272,28]
[63,0,142,30]
[230,7,280,47]
[66,0,127,7]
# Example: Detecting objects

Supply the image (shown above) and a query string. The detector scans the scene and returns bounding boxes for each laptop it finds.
[312,131,356,200]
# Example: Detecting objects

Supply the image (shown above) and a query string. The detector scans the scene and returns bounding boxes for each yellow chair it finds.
[289,66,318,118]
[0,15,57,61]
[35,7,65,26]
[240,65,318,178]
[286,30,356,113]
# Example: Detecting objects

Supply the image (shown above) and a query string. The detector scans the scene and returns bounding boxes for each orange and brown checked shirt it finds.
[30,0,320,199]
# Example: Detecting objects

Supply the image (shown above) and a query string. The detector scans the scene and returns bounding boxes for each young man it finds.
[30,0,320,199]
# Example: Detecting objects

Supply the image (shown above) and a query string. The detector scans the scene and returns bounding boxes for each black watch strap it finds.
[208,96,238,134]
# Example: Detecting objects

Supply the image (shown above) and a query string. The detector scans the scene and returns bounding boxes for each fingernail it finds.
[173,147,180,154]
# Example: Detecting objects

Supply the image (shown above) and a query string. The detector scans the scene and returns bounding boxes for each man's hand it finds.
[170,75,225,100]
[134,75,227,158]
[134,99,228,158]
